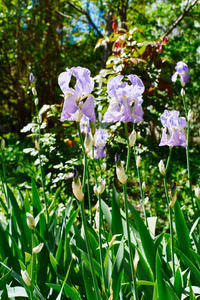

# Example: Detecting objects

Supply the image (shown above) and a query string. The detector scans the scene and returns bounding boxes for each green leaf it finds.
[82,258,96,300]
[49,253,58,274]
[156,251,167,300]
[112,239,124,300]
[112,188,123,236]
[174,267,182,299]
[0,270,12,291]
[65,206,80,237]
[174,201,193,262]
[128,202,155,273]
[176,248,200,285]
[101,199,111,230]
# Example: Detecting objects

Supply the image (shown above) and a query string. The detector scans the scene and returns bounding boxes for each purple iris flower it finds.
[171,61,190,86]
[94,129,108,159]
[159,110,187,148]
[103,74,144,123]
[58,67,96,122]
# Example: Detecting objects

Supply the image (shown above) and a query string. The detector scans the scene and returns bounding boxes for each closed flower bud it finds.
[34,98,39,106]
[116,165,127,185]
[74,107,83,122]
[94,209,99,232]
[72,178,84,201]
[159,160,166,176]
[93,185,98,197]
[33,242,44,254]
[136,155,141,168]
[142,181,146,191]
[21,270,31,286]
[84,132,92,154]
[32,87,37,96]
[26,213,35,230]
[1,139,5,151]
[169,191,177,208]
[101,163,106,172]
[194,187,200,200]
[129,130,136,147]
[35,139,40,151]
[181,88,185,96]
[187,109,194,122]
[134,249,140,278]
[97,179,106,195]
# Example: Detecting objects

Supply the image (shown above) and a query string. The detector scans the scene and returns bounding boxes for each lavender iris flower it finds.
[103,74,144,123]
[159,110,187,148]
[80,115,90,134]
[94,129,108,159]
[171,61,190,86]
[58,67,96,122]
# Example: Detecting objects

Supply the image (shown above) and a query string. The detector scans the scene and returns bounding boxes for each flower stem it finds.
[181,89,196,211]
[35,104,49,224]
[77,123,101,299]
[123,123,138,298]
[164,147,175,279]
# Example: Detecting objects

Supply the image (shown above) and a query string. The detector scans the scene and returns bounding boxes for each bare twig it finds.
[59,1,104,38]
[164,0,198,37]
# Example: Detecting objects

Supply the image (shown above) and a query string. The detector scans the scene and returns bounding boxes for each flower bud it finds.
[187,109,194,122]
[29,73,35,84]
[159,160,166,176]
[94,209,99,232]
[32,87,37,96]
[134,249,140,278]
[34,98,39,106]
[169,183,177,207]
[1,139,5,151]
[84,132,92,154]
[33,242,44,254]
[129,130,136,147]
[194,187,200,200]
[21,270,31,286]
[136,155,141,168]
[97,179,106,195]
[26,213,35,230]
[74,108,83,122]
[72,180,84,201]
[93,185,98,197]
[142,181,146,191]
[116,165,127,185]
[101,163,106,172]
[35,139,40,151]
[181,88,185,97]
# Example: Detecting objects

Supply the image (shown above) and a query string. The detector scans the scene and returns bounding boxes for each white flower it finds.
[32,87,37,96]
[129,130,136,147]
[93,185,98,197]
[142,181,146,191]
[187,109,194,122]
[97,179,106,194]
[34,98,39,106]
[194,187,200,200]
[159,160,166,176]
[21,270,31,286]
[26,213,35,230]
[33,243,44,254]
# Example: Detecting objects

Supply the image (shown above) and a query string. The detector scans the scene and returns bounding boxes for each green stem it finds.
[181,89,196,211]
[124,123,131,172]
[35,104,49,223]
[123,184,138,299]
[1,150,9,209]
[30,231,35,300]
[77,123,101,299]
[80,200,101,300]
[163,147,175,279]
[136,160,147,226]
[98,194,106,292]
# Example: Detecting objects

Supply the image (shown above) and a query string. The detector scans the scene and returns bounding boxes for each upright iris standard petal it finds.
[159,110,187,147]
[58,66,96,122]
[171,61,190,86]
[103,74,145,124]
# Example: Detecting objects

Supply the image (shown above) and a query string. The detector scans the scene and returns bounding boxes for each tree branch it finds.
[164,0,198,37]
[60,1,104,38]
